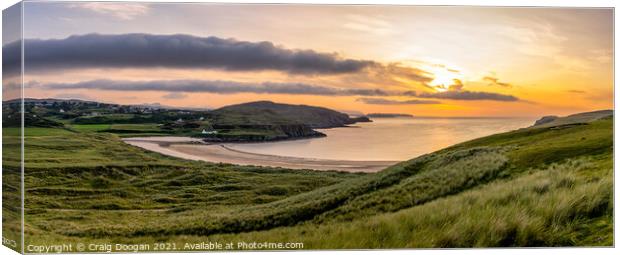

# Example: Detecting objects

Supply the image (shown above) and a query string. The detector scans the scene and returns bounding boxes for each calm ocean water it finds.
[225,117,536,161]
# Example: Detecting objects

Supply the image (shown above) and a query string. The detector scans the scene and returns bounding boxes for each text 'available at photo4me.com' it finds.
[26,241,304,253]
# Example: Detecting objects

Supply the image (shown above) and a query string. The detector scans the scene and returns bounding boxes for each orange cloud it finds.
[482,76,512,88]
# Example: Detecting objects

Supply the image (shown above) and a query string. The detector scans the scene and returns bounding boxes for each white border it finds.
[0,1,617,255]
[3,0,618,7]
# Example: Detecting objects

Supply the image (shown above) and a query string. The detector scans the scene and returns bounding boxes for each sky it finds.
[2,2,614,117]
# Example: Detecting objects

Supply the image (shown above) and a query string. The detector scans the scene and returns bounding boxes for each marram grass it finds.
[6,117,613,249]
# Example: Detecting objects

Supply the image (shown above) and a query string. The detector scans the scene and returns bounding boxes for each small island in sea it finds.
[367,113,414,118]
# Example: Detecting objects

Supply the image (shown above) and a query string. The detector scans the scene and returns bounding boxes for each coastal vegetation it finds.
[1,98,613,249]
[3,99,369,142]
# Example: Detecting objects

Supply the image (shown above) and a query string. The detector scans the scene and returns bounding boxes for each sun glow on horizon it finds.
[428,65,463,92]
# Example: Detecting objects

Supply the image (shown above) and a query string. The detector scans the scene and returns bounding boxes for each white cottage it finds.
[202,129,218,135]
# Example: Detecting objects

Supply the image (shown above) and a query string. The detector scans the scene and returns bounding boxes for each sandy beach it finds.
[122,137,398,172]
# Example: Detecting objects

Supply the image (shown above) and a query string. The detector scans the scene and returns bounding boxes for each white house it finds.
[202,129,218,135]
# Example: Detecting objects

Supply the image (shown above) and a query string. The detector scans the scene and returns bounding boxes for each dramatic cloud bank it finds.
[356,97,440,105]
[415,90,519,101]
[3,33,375,75]
[43,79,395,96]
[409,78,519,101]
[38,78,520,102]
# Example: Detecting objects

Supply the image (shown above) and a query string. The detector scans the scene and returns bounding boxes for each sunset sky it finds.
[2,2,614,117]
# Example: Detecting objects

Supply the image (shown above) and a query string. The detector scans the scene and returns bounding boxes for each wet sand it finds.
[122,137,398,172]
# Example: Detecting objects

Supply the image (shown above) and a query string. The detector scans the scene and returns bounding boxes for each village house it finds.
[201,129,218,135]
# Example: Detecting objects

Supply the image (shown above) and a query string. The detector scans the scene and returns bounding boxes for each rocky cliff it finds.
[206,124,325,142]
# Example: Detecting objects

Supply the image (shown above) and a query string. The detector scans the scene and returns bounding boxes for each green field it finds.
[68,124,111,132]
[2,115,613,251]
[2,128,22,252]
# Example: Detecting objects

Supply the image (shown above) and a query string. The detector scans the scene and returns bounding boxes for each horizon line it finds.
[3,97,609,119]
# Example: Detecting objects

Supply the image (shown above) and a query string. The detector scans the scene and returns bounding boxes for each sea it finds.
[224,117,536,161]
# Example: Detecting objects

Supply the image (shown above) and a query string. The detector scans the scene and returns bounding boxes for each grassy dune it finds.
[5,115,613,249]
[2,127,361,248]
[2,129,22,252]
[204,157,612,248]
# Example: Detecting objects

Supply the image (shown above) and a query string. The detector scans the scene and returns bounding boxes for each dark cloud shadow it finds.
[4,33,376,75]
[43,79,396,97]
[356,97,440,105]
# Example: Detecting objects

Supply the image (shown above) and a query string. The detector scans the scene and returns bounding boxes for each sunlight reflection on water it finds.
[224,117,536,161]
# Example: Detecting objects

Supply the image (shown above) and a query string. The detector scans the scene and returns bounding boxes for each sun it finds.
[429,66,462,92]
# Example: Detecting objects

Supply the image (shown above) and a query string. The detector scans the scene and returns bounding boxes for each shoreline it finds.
[122,136,399,172]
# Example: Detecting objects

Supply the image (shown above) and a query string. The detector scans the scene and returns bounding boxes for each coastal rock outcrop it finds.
[531,110,613,128]
[206,124,325,142]
[533,115,559,126]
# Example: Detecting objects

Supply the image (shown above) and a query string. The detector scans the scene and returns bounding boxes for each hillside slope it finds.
[201,113,613,247]
[26,111,612,248]
[7,127,362,251]
[532,109,612,128]
[208,156,612,248]
[212,100,370,128]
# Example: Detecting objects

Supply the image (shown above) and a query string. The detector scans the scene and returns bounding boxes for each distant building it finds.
[202,129,218,135]
[59,109,65,113]
[175,118,184,123]
[199,117,205,121]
